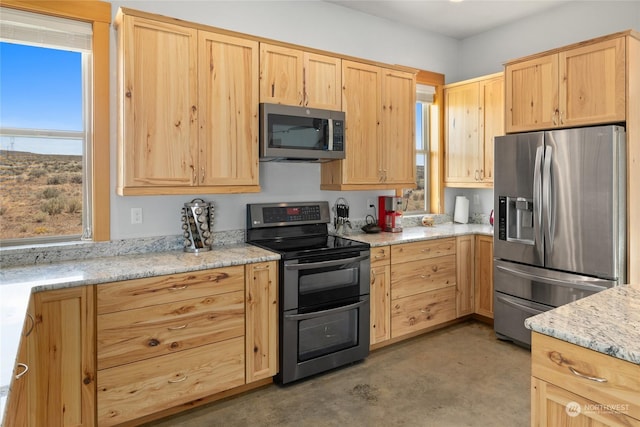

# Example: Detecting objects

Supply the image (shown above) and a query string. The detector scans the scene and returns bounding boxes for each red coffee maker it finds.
[378,196,403,233]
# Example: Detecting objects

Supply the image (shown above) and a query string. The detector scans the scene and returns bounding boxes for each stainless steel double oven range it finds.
[246,201,371,384]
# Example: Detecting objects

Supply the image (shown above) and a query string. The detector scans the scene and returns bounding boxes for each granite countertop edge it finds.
[1,223,493,291]
[524,284,640,365]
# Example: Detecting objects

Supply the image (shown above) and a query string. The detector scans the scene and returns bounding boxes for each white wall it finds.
[107,0,639,239]
[458,1,640,80]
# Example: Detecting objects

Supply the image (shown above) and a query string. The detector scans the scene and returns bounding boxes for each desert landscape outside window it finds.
[0,9,93,244]
[402,84,436,214]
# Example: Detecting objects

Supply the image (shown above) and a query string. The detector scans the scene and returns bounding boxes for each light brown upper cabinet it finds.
[259,43,341,110]
[505,37,625,133]
[116,12,259,195]
[321,60,416,190]
[444,73,503,188]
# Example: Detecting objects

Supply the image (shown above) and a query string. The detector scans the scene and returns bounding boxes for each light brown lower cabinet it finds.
[474,235,493,318]
[370,246,391,346]
[96,263,278,426]
[531,332,640,426]
[455,235,475,317]
[5,286,96,427]
[390,239,457,339]
[245,262,278,383]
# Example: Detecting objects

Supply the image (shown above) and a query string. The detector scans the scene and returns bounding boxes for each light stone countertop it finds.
[342,222,494,246]
[525,284,640,365]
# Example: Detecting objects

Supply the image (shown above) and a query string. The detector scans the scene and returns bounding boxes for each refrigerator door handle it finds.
[496,294,545,316]
[533,145,544,261]
[543,145,554,254]
[495,264,609,293]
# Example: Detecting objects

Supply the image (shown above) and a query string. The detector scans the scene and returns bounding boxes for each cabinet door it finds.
[3,300,35,427]
[505,54,559,133]
[370,264,391,346]
[120,16,198,188]
[245,262,278,383]
[445,82,481,184]
[456,235,475,317]
[559,37,626,127]
[199,31,259,187]
[259,43,304,105]
[532,377,640,427]
[31,287,95,427]
[382,68,416,185]
[474,235,494,318]
[304,52,341,110]
[479,76,503,184]
[341,60,382,184]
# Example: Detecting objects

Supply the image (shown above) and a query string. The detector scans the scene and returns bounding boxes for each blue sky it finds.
[0,42,83,154]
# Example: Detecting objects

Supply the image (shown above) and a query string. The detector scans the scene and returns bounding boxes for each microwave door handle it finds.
[533,145,544,261]
[328,119,334,151]
[285,254,369,270]
[284,299,368,321]
[495,264,609,293]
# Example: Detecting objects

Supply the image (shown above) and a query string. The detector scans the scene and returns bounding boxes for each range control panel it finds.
[247,201,331,228]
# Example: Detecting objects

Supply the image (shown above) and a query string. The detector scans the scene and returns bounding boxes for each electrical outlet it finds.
[366,199,376,211]
[131,208,143,224]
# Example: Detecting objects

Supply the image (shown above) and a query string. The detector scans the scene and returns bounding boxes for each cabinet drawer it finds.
[97,337,245,426]
[97,266,244,314]
[370,245,391,267]
[97,291,245,370]
[532,333,640,420]
[391,286,456,338]
[391,254,456,299]
[391,238,455,264]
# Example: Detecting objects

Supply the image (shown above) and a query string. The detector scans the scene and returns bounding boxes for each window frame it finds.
[1,0,111,242]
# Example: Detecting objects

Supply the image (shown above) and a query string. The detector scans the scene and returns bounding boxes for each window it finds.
[0,2,111,245]
[402,84,437,214]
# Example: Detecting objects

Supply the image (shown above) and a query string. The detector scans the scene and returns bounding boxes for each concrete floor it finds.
[144,321,531,427]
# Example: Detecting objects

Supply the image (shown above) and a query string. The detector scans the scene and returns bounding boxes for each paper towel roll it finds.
[454,196,469,224]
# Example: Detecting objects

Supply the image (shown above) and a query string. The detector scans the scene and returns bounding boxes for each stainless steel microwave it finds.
[259,103,345,162]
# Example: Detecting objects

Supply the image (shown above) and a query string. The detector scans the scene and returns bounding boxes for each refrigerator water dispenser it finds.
[498,196,534,244]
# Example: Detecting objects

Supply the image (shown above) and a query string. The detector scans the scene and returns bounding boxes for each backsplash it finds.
[1,213,489,267]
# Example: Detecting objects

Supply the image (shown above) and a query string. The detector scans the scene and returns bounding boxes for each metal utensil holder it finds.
[181,198,214,252]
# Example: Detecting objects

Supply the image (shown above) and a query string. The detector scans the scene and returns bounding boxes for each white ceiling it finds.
[324,0,570,39]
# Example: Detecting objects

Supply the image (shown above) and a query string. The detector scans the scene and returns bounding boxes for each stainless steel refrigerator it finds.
[493,125,626,347]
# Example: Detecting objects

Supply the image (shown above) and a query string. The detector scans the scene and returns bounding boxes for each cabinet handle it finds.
[252,265,270,271]
[200,167,205,184]
[168,374,188,384]
[16,363,28,380]
[559,111,564,125]
[568,366,608,383]
[374,253,386,259]
[552,110,558,125]
[480,169,485,180]
[167,324,188,331]
[168,285,188,291]
[371,270,376,283]
[24,313,34,337]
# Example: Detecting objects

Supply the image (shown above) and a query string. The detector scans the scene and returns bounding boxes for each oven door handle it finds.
[284,299,368,321]
[285,254,369,271]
